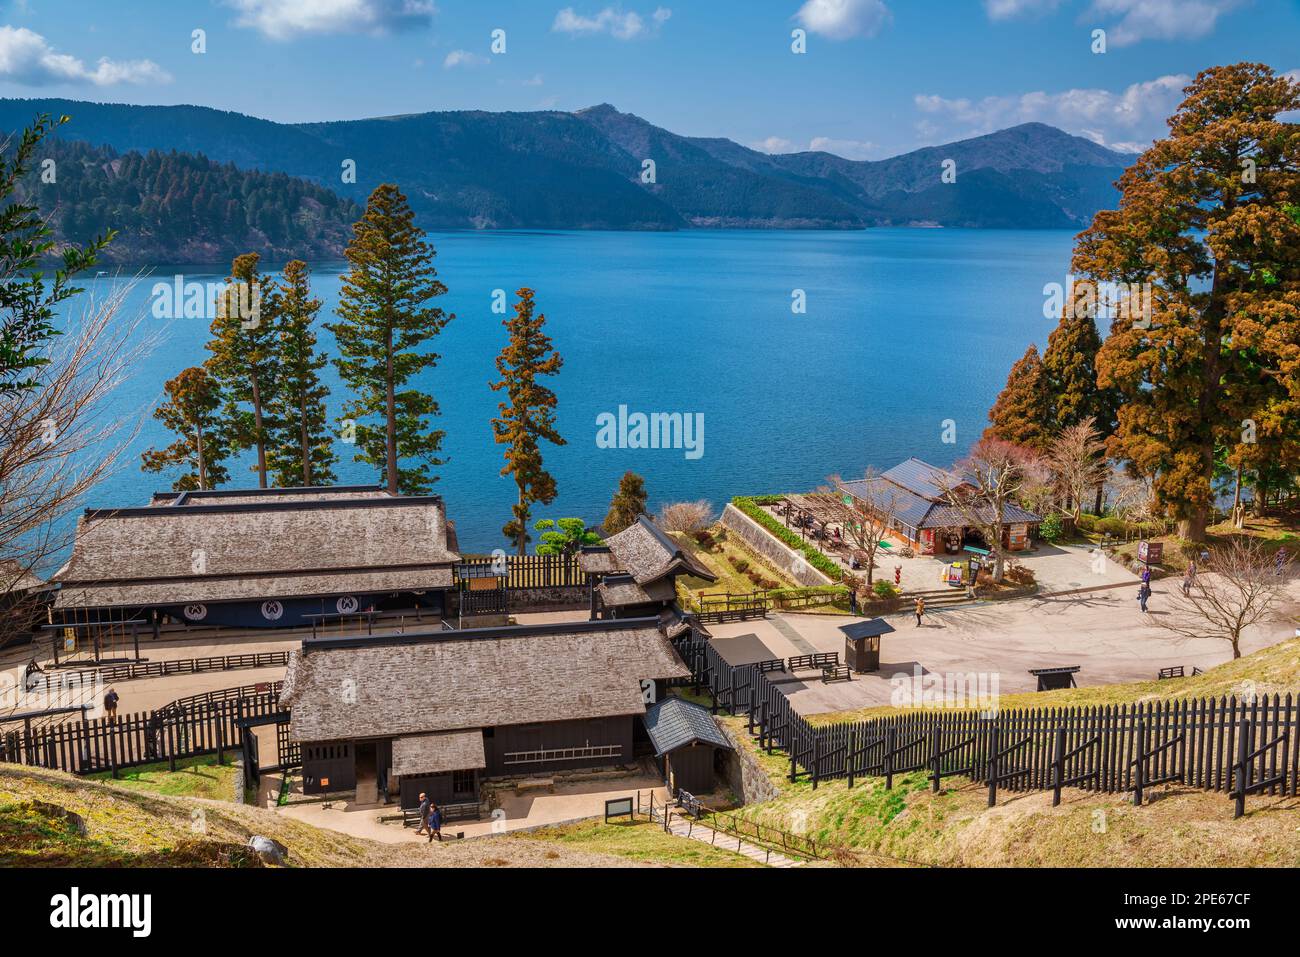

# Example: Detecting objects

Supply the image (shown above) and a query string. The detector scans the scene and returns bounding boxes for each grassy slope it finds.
[0,764,665,868]
[513,818,760,868]
[88,756,241,802]
[719,637,1300,867]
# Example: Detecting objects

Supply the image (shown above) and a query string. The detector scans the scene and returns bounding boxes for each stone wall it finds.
[720,503,834,587]
[509,586,588,612]
[718,720,779,805]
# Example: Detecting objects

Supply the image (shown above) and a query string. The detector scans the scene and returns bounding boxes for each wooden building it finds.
[49,486,459,631]
[0,560,53,651]
[642,696,733,795]
[837,458,1042,557]
[278,616,691,808]
[578,515,716,620]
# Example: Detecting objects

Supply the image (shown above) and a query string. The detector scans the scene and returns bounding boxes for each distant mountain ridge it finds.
[0,97,1132,233]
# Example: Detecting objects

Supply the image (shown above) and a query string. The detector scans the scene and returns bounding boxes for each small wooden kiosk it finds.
[837,618,897,673]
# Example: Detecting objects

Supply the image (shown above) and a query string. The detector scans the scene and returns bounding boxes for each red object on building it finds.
[894,566,901,586]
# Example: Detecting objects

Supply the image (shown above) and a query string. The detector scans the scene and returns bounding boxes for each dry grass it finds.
[513,817,761,867]
[0,764,658,868]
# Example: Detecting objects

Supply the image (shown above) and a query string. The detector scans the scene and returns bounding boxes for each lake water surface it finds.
[68,228,1077,554]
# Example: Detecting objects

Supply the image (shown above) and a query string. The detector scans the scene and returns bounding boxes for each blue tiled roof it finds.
[881,458,965,501]
[642,697,732,756]
[838,459,1042,531]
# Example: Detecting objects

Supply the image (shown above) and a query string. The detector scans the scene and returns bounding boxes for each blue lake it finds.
[67,228,1076,555]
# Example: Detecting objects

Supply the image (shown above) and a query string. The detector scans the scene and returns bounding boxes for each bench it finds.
[820,665,852,683]
[1157,665,1184,680]
[402,801,482,827]
[787,652,839,672]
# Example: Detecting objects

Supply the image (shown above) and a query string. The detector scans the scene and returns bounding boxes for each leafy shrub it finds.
[1076,513,1100,533]
[692,530,717,551]
[872,580,898,598]
[730,556,750,573]
[731,497,842,580]
[1039,512,1064,542]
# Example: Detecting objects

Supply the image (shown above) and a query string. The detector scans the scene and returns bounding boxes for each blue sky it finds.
[0,0,1294,157]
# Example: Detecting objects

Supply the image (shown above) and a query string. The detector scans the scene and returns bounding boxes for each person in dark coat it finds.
[103,687,119,721]
[427,803,443,843]
[415,792,430,836]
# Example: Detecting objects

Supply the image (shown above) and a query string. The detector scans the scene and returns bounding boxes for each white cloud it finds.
[983,0,1064,18]
[0,26,169,86]
[552,6,671,40]
[1086,0,1245,47]
[442,49,487,69]
[753,134,879,160]
[794,0,891,39]
[227,0,437,40]
[913,73,1190,150]
[523,73,545,86]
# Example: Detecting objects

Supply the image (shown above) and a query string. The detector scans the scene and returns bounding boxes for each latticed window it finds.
[452,769,475,796]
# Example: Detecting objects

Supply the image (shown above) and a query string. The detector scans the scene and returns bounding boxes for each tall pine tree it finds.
[1085,64,1300,541]
[604,471,648,535]
[207,252,280,488]
[982,345,1053,451]
[141,365,230,490]
[490,287,565,554]
[327,184,453,495]
[268,260,337,487]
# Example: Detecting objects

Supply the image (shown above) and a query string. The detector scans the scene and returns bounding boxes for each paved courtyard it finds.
[709,575,1300,715]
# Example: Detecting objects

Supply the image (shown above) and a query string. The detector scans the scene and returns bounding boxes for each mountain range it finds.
[0,97,1134,241]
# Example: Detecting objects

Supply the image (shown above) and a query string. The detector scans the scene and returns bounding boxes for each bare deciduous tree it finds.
[0,282,153,648]
[1156,538,1292,660]
[1045,417,1109,523]
[818,470,899,586]
[656,500,714,534]
[933,438,1032,583]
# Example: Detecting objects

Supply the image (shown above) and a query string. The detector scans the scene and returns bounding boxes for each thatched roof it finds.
[279,617,690,743]
[593,516,716,586]
[577,547,620,575]
[391,730,486,776]
[596,575,675,608]
[53,487,458,609]
[0,560,47,594]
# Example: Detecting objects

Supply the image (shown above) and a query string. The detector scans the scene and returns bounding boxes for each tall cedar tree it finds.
[141,365,230,490]
[268,260,337,487]
[1042,310,1118,434]
[0,113,112,396]
[604,471,648,535]
[490,288,565,554]
[982,345,1053,451]
[327,184,453,495]
[207,252,280,488]
[1082,64,1300,541]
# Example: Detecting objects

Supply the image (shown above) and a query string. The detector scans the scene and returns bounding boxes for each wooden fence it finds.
[0,691,285,778]
[674,639,1300,818]
[456,554,586,590]
[28,651,290,692]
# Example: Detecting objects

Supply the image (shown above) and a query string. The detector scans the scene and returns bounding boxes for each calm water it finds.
[63,228,1075,555]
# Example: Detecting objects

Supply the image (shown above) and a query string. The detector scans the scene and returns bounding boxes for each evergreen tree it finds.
[206,252,280,488]
[268,260,337,487]
[1,114,112,396]
[534,518,601,556]
[982,345,1053,451]
[1042,309,1118,435]
[604,471,648,535]
[1086,64,1300,541]
[490,288,565,553]
[327,184,454,495]
[141,365,230,490]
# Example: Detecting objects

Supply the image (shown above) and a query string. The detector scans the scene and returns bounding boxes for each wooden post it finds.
[931,728,941,793]
[1133,717,1146,806]
[1234,716,1252,819]
[1051,727,1066,807]
[986,723,1000,808]
[885,726,896,790]
[108,718,119,780]
[847,729,856,789]
[215,704,225,765]
[812,736,820,790]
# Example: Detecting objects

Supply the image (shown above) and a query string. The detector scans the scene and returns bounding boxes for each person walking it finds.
[415,792,430,836]
[1138,582,1151,613]
[427,803,443,843]
[914,596,925,627]
[103,687,119,722]
[1182,565,1193,597]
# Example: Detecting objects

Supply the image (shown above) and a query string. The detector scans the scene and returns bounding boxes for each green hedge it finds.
[730,497,843,581]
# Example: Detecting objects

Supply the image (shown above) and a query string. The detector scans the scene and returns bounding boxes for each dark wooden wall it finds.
[666,743,717,794]
[483,716,633,776]
[301,741,355,794]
